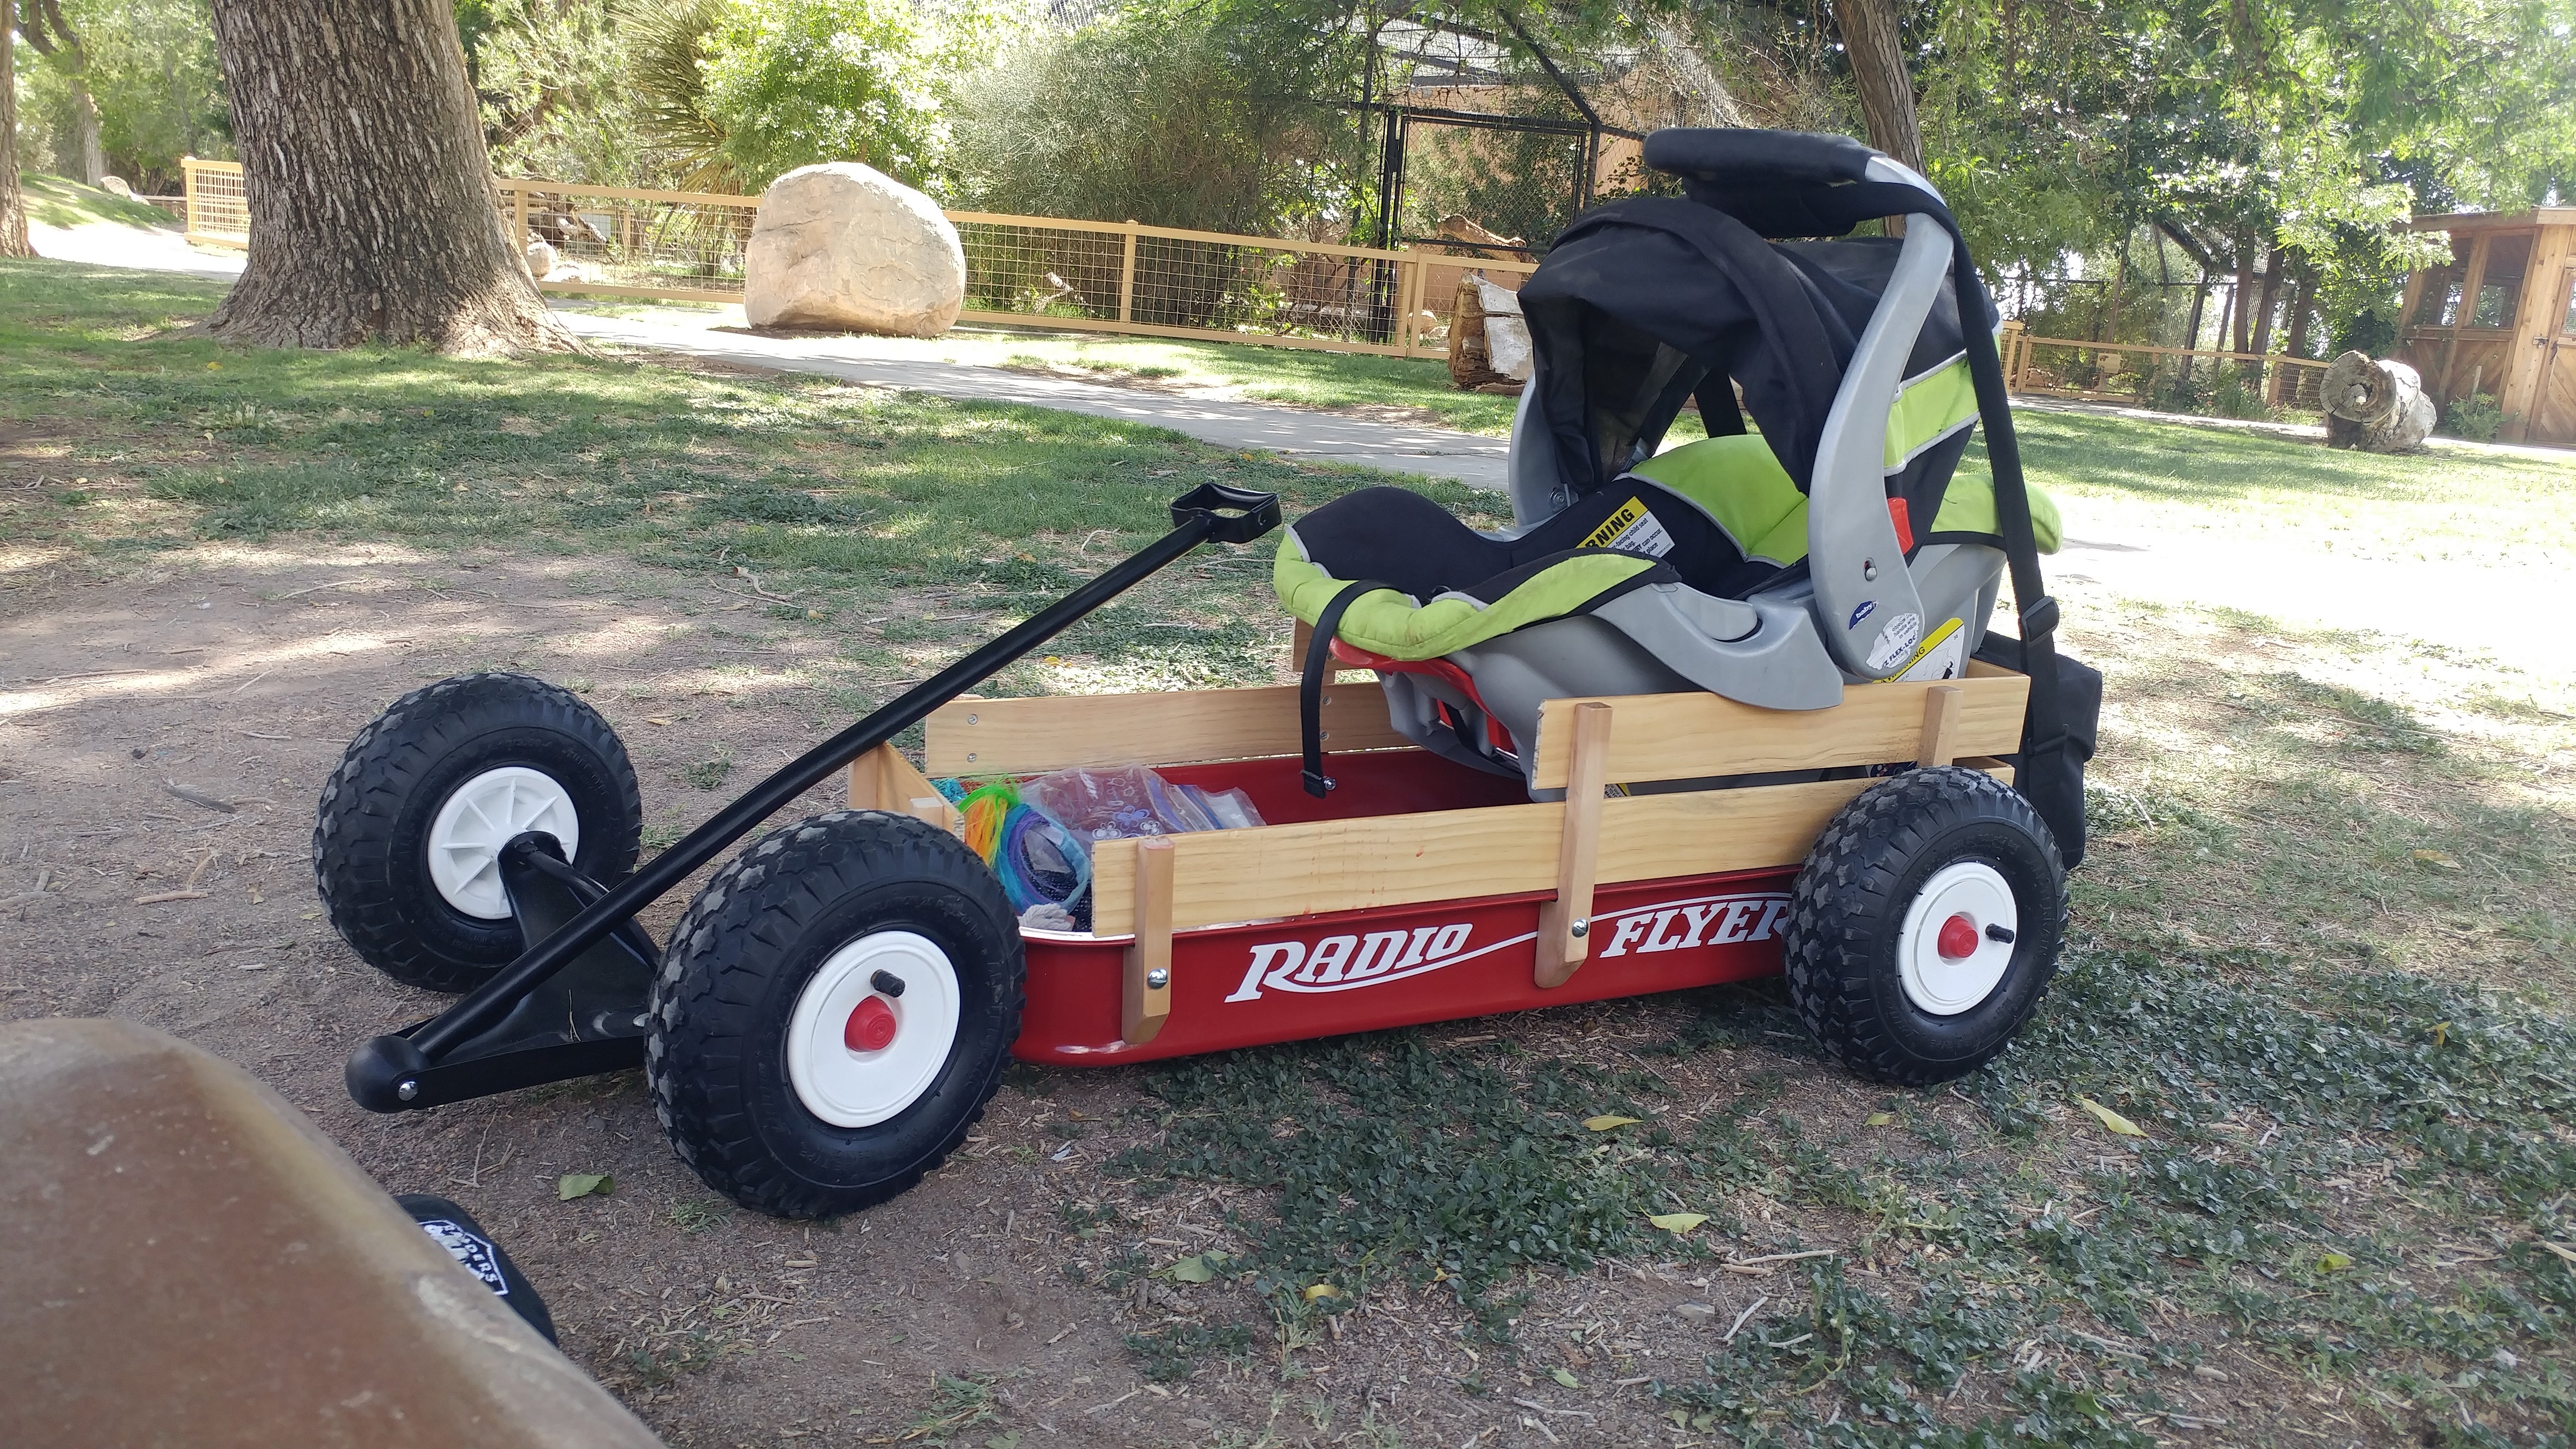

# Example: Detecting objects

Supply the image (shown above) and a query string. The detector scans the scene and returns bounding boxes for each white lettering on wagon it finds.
[1594,891,1791,958]
[1221,889,1794,1003]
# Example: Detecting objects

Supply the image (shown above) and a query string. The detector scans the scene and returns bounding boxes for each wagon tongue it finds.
[844,997,899,1053]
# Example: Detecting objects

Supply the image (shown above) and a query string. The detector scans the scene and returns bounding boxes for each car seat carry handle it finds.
[1807,208,1948,679]
[1301,580,1402,798]
[347,489,1282,1112]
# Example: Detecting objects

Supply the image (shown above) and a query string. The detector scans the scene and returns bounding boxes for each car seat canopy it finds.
[1518,196,1995,527]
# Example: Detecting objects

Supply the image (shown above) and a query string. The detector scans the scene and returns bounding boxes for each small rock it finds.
[2494,1348,2519,1370]
[525,236,559,279]
[1675,1301,1717,1321]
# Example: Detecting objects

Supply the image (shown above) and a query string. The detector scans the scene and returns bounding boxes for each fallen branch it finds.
[163,782,237,814]
[132,890,209,904]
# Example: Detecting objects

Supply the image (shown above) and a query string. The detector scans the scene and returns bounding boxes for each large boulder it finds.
[744,162,965,337]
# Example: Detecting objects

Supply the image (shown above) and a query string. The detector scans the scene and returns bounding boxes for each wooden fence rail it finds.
[180,157,1533,360]
[2000,319,2331,412]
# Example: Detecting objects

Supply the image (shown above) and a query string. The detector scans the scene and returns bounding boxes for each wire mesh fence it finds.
[180,159,1537,357]
[179,158,246,245]
[496,181,757,299]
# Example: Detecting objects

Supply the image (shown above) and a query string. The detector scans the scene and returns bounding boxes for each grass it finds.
[21,172,181,231]
[8,258,2574,1442]
[0,259,1500,700]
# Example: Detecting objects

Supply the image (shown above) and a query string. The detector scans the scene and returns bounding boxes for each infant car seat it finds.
[1275,128,2071,813]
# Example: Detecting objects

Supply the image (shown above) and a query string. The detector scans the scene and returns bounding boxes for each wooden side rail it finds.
[1527,667,2027,790]
[924,684,1411,776]
[1088,763,2009,937]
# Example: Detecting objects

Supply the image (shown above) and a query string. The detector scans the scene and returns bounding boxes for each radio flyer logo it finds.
[1579,497,1677,559]
[1594,890,1790,957]
[1223,890,1791,1002]
[417,1218,511,1296]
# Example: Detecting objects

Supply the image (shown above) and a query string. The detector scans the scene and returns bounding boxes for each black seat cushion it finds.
[1289,483,1777,604]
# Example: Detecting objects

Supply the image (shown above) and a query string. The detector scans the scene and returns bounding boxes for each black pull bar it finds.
[349,485,1279,1108]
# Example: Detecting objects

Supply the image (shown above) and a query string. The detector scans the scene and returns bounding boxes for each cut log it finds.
[2321,351,2433,452]
[1445,273,1531,394]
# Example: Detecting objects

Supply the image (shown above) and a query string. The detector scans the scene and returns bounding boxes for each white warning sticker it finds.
[1865,611,1925,672]
[1893,616,1966,681]
[1579,497,1676,559]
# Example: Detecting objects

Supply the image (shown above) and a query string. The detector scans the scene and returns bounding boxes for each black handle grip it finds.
[1171,483,1282,544]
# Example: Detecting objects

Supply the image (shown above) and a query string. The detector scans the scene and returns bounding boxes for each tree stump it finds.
[1445,274,1530,394]
[2321,351,2434,452]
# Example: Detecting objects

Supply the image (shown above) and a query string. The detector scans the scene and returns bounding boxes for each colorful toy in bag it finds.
[938,765,1265,930]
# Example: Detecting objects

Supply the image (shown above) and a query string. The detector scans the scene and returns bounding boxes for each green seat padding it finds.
[1275,534,1663,662]
[1630,433,2063,566]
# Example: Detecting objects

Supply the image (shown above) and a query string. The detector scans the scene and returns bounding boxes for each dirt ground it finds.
[0,545,1794,1449]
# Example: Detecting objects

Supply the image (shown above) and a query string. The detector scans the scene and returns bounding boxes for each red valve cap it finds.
[845,996,899,1052]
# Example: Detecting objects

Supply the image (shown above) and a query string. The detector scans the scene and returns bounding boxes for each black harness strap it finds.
[1301,579,1401,798]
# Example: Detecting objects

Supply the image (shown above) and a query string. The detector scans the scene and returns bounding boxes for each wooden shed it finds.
[2397,208,2576,446]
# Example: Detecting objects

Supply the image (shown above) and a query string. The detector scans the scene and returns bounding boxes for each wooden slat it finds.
[1091,763,2016,935]
[845,744,959,833]
[1094,777,1793,935]
[1120,839,1175,1044]
[1528,673,2028,790]
[925,685,1411,776]
[1534,701,1612,988]
[950,308,1416,358]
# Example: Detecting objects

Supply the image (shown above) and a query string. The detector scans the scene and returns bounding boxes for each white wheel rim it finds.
[1897,860,2018,1015]
[785,931,962,1128]
[425,766,581,920]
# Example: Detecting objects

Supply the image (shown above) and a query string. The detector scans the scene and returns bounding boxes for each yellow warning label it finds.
[1578,498,1676,557]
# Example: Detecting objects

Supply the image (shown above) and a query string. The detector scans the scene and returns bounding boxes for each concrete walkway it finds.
[554,310,1510,486]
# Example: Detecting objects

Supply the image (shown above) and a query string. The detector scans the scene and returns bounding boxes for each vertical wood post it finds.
[1533,701,1613,989]
[1123,837,1174,1044]
[513,183,530,253]
[1396,252,1426,355]
[1916,685,1963,768]
[181,157,198,237]
[2000,319,2026,392]
[1118,221,1139,324]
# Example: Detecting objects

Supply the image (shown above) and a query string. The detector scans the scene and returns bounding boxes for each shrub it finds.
[2437,391,2506,442]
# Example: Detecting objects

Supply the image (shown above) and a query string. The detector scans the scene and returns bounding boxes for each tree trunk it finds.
[1831,0,1923,175]
[2249,244,2284,359]
[204,0,576,355]
[0,6,31,259]
[2282,269,2316,359]
[2229,237,2255,355]
[72,86,106,185]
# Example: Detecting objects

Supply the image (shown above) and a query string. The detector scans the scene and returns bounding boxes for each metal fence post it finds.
[1118,220,1138,324]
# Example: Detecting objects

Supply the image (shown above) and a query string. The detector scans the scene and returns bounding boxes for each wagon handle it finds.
[347,488,1283,1111]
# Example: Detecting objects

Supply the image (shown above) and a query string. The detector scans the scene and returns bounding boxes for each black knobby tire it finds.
[314,672,643,993]
[648,810,1025,1220]
[1784,765,2066,1085]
